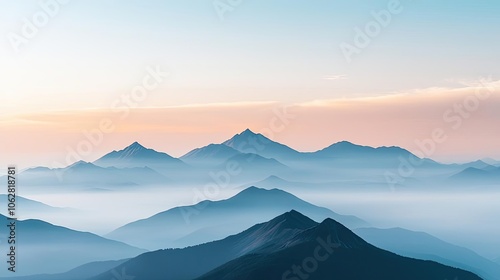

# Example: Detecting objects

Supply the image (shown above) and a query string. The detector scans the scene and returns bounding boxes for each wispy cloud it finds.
[322,74,348,81]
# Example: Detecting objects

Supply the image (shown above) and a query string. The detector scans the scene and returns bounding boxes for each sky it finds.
[0,0,499,168]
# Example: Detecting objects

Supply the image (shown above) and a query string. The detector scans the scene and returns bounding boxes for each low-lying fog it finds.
[19,185,500,260]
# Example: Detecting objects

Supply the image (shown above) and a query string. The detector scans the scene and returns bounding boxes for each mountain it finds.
[482,158,500,166]
[0,195,71,216]
[311,141,437,167]
[17,161,169,188]
[91,211,318,280]
[215,153,291,183]
[0,259,128,280]
[0,215,145,277]
[94,142,188,176]
[246,175,304,189]
[461,160,495,170]
[222,129,302,162]
[449,167,500,185]
[106,187,368,250]
[196,213,481,280]
[180,144,242,166]
[355,227,500,280]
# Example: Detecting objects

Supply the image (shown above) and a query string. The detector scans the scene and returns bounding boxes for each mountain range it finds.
[9,128,497,189]
[17,161,169,189]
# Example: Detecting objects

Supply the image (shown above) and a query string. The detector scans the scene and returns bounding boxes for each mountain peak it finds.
[66,160,95,169]
[94,141,181,169]
[258,210,318,233]
[241,128,257,135]
[125,141,147,150]
[291,217,368,249]
[222,129,301,161]
[237,186,286,196]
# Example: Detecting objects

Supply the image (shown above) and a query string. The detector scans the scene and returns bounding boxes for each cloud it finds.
[322,74,348,81]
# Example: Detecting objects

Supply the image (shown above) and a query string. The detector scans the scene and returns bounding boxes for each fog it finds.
[18,185,500,261]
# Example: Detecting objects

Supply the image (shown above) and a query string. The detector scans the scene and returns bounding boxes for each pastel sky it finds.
[1,0,499,168]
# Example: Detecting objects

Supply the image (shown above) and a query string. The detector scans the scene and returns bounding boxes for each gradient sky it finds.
[1,0,499,168]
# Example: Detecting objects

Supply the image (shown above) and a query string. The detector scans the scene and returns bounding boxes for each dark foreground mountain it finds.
[196,214,482,280]
[107,187,367,250]
[91,211,318,280]
[92,211,480,280]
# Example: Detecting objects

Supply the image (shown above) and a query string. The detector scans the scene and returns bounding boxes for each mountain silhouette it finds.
[181,144,242,166]
[196,213,481,280]
[0,259,128,280]
[0,214,144,277]
[355,227,500,280]
[94,142,188,176]
[91,211,318,280]
[106,187,367,250]
[449,167,500,185]
[222,129,302,162]
[18,161,169,188]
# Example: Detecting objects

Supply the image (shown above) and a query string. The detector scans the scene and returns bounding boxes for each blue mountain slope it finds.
[92,211,318,280]
[181,144,241,166]
[0,215,145,277]
[355,227,500,280]
[448,167,500,185]
[18,161,169,188]
[93,142,188,176]
[0,195,70,216]
[222,129,302,161]
[195,213,481,280]
[0,259,128,280]
[106,187,368,250]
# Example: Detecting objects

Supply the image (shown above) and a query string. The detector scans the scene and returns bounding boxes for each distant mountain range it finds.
[10,128,498,189]
[355,227,500,280]
[93,141,189,179]
[0,215,145,277]
[106,187,368,250]
[91,211,481,280]
[16,161,169,189]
